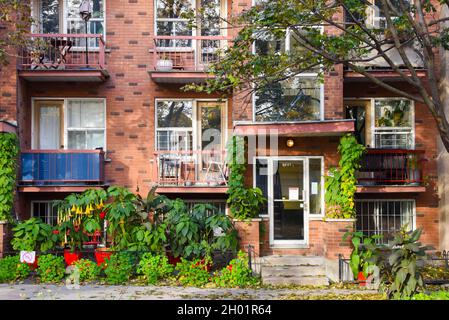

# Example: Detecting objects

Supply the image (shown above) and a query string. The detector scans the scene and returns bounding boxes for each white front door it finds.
[267,157,309,247]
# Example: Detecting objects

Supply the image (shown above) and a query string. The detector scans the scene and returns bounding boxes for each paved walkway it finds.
[0,284,380,300]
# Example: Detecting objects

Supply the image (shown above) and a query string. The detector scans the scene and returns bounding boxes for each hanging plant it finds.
[0,133,19,222]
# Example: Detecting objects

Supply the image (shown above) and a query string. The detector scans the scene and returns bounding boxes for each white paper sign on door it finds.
[311,182,318,195]
[289,187,299,200]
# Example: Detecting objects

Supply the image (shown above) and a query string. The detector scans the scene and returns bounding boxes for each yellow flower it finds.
[71,205,76,212]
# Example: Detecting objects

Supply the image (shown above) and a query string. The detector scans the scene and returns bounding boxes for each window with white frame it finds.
[368,0,412,29]
[155,0,224,48]
[373,99,414,149]
[67,99,105,150]
[32,201,59,226]
[34,0,105,45]
[253,30,322,122]
[156,100,193,151]
[355,199,415,244]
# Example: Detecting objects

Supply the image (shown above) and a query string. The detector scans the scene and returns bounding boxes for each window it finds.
[34,0,105,44]
[255,158,269,216]
[254,30,323,122]
[356,200,415,244]
[32,201,58,226]
[156,100,193,151]
[67,100,105,150]
[185,200,227,215]
[369,0,411,29]
[373,99,413,149]
[155,0,193,47]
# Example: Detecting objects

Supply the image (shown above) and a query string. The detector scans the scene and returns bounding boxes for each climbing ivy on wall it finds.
[325,134,365,219]
[226,136,266,220]
[0,133,19,222]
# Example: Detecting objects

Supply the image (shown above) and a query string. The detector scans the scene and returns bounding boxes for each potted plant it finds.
[343,230,382,286]
[156,58,173,71]
[57,220,88,266]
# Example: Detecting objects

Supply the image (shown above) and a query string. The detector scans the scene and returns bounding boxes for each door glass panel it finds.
[309,158,322,215]
[255,158,269,216]
[273,160,304,241]
[200,104,222,151]
[39,105,60,149]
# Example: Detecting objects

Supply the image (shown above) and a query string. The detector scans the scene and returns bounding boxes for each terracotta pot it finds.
[358,271,367,286]
[94,248,112,267]
[64,249,82,266]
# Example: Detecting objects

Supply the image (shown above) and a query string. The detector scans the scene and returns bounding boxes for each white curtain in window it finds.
[39,106,60,149]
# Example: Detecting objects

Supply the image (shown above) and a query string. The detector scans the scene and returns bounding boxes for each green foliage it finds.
[36,254,65,283]
[103,252,134,285]
[343,230,382,279]
[226,136,267,220]
[421,264,449,280]
[410,291,449,300]
[0,133,19,222]
[165,199,238,259]
[11,217,56,251]
[213,251,260,287]
[137,253,174,285]
[325,134,365,219]
[175,257,212,287]
[368,228,432,300]
[0,255,31,283]
[73,259,101,282]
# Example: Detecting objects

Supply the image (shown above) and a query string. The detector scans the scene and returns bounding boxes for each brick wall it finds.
[0,222,12,258]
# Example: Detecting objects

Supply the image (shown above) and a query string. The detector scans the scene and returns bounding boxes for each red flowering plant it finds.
[54,189,109,251]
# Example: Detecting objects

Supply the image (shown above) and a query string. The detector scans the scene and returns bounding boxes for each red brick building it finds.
[0,0,443,282]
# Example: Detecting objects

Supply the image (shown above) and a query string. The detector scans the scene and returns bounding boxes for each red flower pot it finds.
[27,255,39,270]
[94,249,112,267]
[64,249,82,266]
[358,271,367,287]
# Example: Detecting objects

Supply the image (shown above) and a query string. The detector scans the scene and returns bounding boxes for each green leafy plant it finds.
[165,200,238,259]
[226,136,267,220]
[11,218,57,252]
[325,134,365,219]
[137,253,174,285]
[0,255,31,283]
[0,133,18,222]
[36,254,66,283]
[368,228,432,300]
[213,251,259,287]
[73,258,101,282]
[103,252,134,285]
[421,264,449,280]
[410,291,449,300]
[343,230,382,279]
[175,257,212,287]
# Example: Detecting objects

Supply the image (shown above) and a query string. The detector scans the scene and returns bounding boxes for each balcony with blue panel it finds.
[19,150,105,192]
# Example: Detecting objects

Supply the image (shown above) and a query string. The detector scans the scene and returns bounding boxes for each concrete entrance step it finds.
[262,275,329,286]
[261,265,326,277]
[262,255,325,267]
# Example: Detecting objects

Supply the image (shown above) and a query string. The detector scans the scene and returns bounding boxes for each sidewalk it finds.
[0,284,382,300]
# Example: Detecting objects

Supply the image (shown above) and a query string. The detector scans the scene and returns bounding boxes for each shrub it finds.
[421,264,449,280]
[0,255,31,283]
[137,253,174,285]
[36,254,65,283]
[368,228,431,299]
[410,291,449,300]
[73,259,101,282]
[213,251,259,288]
[175,257,212,287]
[104,252,134,284]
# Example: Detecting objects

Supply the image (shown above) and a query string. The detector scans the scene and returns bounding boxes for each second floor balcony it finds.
[18,34,109,82]
[149,35,230,84]
[356,148,426,192]
[19,149,105,192]
[153,150,228,193]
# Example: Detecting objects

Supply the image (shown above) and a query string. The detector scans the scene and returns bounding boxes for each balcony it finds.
[18,34,109,82]
[19,149,105,192]
[153,150,228,194]
[356,149,426,193]
[149,36,230,84]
